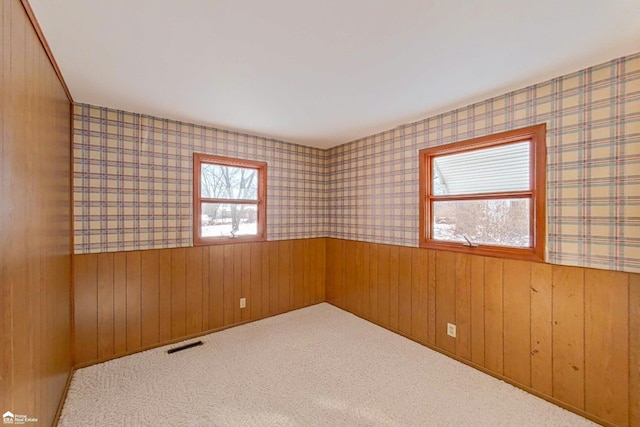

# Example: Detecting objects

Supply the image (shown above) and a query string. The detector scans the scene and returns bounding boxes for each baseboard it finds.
[416,340,612,427]
[73,302,324,370]
[53,368,74,426]
[326,302,614,427]
[73,321,253,370]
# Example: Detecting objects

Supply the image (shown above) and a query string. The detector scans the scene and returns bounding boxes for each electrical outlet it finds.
[447,323,457,338]
[240,297,246,309]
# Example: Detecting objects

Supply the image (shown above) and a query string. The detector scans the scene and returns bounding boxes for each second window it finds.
[419,124,546,261]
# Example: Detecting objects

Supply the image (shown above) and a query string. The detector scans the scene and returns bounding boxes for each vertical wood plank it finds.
[140,250,160,347]
[292,239,305,310]
[435,251,456,353]
[470,255,485,366]
[630,274,639,427]
[369,243,379,324]
[208,246,224,329]
[241,243,251,321]
[29,39,43,421]
[268,241,279,315]
[233,244,243,323]
[484,257,504,374]
[303,239,314,307]
[398,247,412,335]
[222,245,235,325]
[4,0,14,409]
[411,248,429,343]
[158,250,173,342]
[261,242,270,315]
[552,265,585,410]
[186,247,204,334]
[318,239,327,304]
[96,253,114,359]
[314,239,327,304]
[337,239,347,309]
[4,1,29,413]
[125,251,142,352]
[305,239,323,306]
[332,239,346,309]
[201,247,210,331]
[353,241,365,316]
[389,246,400,330]
[344,240,357,313]
[278,240,291,313]
[503,259,532,386]
[377,244,390,327]
[27,9,39,412]
[289,240,295,311]
[530,262,552,396]
[585,270,629,426]
[74,255,98,363]
[250,242,263,320]
[360,241,370,319]
[171,248,187,337]
[13,13,26,417]
[325,239,337,304]
[113,252,127,354]
[427,250,437,345]
[455,253,471,361]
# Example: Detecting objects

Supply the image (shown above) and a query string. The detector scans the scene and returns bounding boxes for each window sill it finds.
[194,235,266,246]
[419,240,544,262]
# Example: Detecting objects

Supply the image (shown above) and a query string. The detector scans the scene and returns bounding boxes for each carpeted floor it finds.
[60,303,595,426]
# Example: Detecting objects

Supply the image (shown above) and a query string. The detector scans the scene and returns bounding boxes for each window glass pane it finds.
[201,203,258,238]
[201,164,258,200]
[432,198,530,247]
[432,141,530,195]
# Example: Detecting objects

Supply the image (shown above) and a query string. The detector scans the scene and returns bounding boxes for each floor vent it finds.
[167,340,204,354]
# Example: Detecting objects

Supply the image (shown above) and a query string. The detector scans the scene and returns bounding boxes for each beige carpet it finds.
[60,303,595,426]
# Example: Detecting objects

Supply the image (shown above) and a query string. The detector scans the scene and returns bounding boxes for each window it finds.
[193,154,267,245]
[419,124,546,261]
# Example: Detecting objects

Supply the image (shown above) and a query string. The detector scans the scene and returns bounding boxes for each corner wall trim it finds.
[19,0,73,103]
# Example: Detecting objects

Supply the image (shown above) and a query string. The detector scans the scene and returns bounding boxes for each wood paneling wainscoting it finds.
[1,0,73,425]
[326,238,639,427]
[73,237,637,426]
[73,238,326,365]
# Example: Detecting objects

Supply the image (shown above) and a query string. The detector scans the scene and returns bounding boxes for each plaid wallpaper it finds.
[75,52,639,273]
[327,52,640,273]
[73,106,327,253]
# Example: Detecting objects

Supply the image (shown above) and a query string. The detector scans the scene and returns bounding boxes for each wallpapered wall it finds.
[327,53,640,273]
[74,53,639,273]
[73,106,327,253]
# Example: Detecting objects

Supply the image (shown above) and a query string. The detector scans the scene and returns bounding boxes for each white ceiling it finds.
[30,0,640,148]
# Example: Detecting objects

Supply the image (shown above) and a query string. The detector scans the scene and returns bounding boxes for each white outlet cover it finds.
[240,298,246,308]
[447,323,457,338]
